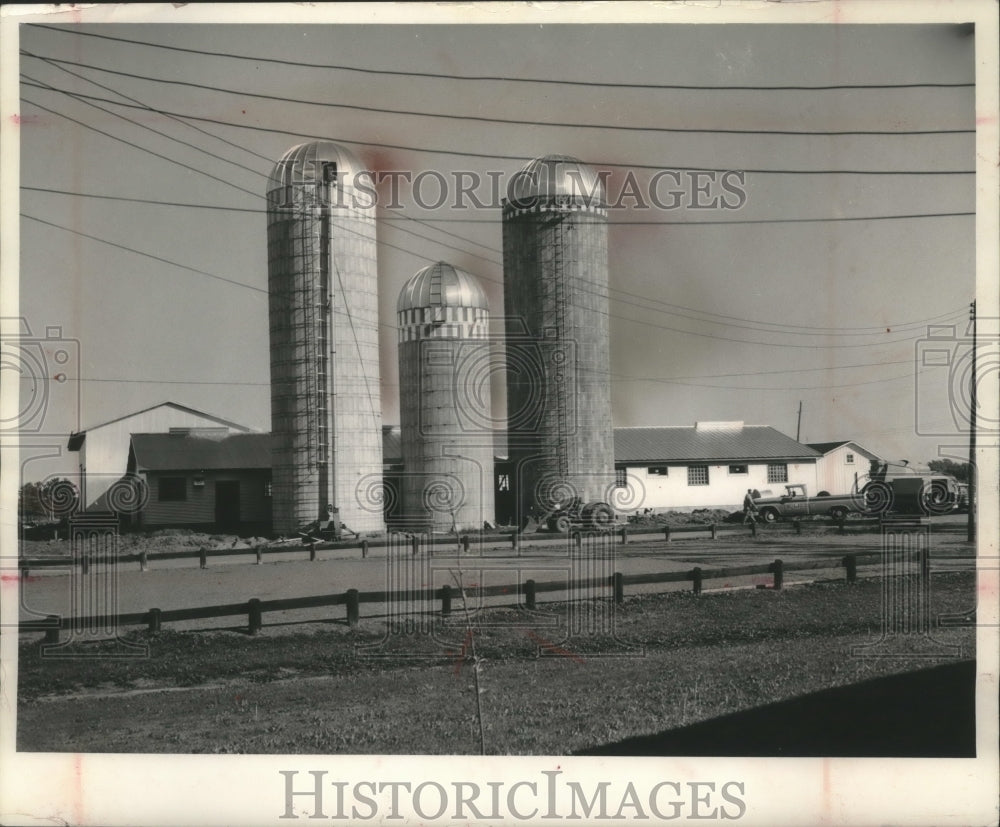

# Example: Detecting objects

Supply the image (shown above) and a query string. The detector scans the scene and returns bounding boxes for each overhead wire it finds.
[25,25,975,92]
[21,51,975,139]
[18,78,974,176]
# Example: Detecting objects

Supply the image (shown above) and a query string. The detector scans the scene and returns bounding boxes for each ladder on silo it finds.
[551,213,570,484]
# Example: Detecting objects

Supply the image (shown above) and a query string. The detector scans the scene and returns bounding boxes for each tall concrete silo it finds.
[397,262,495,532]
[266,141,384,536]
[501,154,615,520]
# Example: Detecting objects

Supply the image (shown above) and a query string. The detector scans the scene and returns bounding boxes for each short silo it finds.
[501,154,615,521]
[397,262,495,532]
[266,141,385,536]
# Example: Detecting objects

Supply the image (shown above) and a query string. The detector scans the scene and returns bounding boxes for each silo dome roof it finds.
[266,141,367,194]
[507,154,605,204]
[397,262,489,312]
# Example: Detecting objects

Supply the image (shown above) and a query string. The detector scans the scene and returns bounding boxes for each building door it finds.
[215,481,241,529]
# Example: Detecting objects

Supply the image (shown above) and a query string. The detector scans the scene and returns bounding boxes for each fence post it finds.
[750,521,757,538]
[664,526,671,543]
[619,526,628,545]
[139,551,148,572]
[248,598,262,635]
[346,589,360,627]
[411,535,419,557]
[510,533,519,551]
[794,520,802,535]
[148,608,162,633]
[771,559,784,590]
[843,553,857,583]
[710,524,718,540]
[525,579,536,611]
[309,542,316,562]
[441,584,452,617]
[361,539,369,559]
[461,535,470,553]
[612,572,624,604]
[199,547,207,569]
[44,615,61,645]
[256,547,263,565]
[692,567,703,595]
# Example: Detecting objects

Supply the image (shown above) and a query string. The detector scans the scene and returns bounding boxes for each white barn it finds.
[67,402,253,509]
[612,421,821,513]
[808,441,882,497]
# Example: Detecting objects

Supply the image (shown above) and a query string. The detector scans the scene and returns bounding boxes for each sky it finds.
[7,13,982,485]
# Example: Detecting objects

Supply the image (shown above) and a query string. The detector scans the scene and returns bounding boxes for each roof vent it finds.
[695,421,744,431]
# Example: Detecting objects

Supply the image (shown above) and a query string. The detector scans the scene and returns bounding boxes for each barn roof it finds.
[68,402,251,450]
[130,432,270,471]
[614,425,820,464]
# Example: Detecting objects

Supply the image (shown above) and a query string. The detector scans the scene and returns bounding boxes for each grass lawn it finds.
[17,572,976,754]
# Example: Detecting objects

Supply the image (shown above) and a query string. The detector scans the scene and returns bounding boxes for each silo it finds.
[501,154,615,520]
[397,262,495,532]
[266,141,384,535]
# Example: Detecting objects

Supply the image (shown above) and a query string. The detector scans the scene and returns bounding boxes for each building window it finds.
[497,473,510,492]
[158,477,187,501]
[615,467,628,488]
[846,453,855,464]
[767,463,788,484]
[647,466,668,476]
[729,464,748,475]
[264,480,272,498]
[687,465,709,486]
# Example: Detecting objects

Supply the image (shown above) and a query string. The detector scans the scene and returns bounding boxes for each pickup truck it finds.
[752,484,860,523]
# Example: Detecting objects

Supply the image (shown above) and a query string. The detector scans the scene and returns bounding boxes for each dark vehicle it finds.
[544,497,615,533]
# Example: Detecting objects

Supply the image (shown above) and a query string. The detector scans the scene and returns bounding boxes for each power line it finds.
[21,186,974,232]
[22,66,505,259]
[21,94,262,200]
[22,72,267,184]
[18,79,975,177]
[24,52,275,165]
[21,213,269,294]
[22,51,975,139]
[26,25,976,92]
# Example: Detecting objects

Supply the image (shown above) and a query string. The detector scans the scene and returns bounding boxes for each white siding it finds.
[615,461,818,513]
[77,405,251,507]
[814,443,878,496]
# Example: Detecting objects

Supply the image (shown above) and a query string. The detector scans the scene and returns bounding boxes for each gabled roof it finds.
[614,425,820,464]
[130,432,270,472]
[807,441,880,460]
[68,402,252,450]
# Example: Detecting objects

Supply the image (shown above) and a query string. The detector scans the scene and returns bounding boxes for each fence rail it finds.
[20,551,882,643]
[17,517,905,573]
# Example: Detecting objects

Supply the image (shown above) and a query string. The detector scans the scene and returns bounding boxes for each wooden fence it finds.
[18,518,894,574]
[20,551,881,643]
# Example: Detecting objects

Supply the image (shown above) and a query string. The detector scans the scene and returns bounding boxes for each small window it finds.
[846,453,855,464]
[687,465,709,486]
[615,468,628,488]
[158,477,187,502]
[767,464,788,484]
[264,480,272,498]
[498,473,510,492]
[729,464,748,475]
[647,466,668,476]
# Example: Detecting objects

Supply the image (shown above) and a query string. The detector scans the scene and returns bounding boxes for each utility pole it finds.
[796,401,803,442]
[968,299,976,542]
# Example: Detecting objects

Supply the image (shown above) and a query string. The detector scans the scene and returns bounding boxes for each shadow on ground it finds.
[577,660,977,757]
